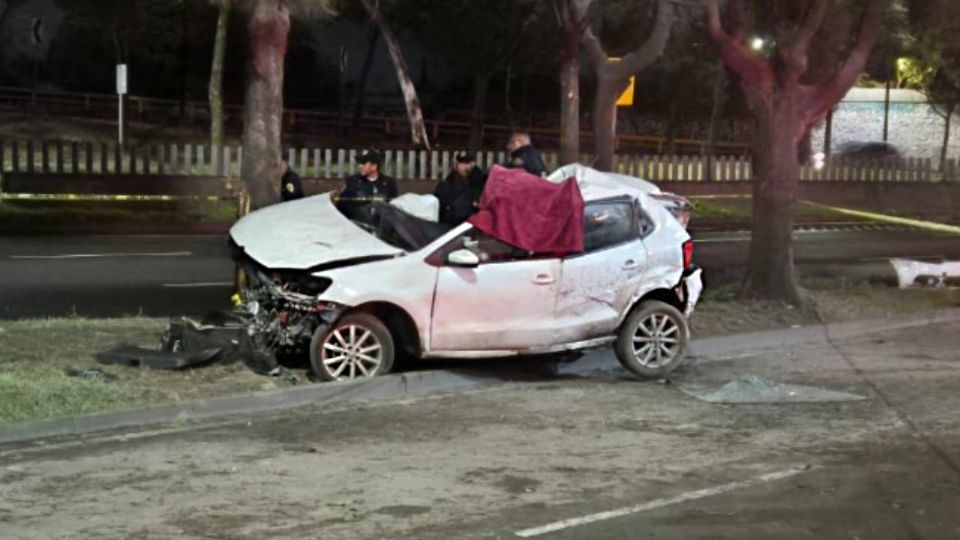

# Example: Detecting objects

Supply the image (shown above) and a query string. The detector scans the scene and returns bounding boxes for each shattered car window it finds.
[438,228,533,264]
[583,201,637,252]
[368,203,454,251]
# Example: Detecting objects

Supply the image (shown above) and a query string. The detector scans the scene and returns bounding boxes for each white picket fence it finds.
[613,154,948,183]
[1,140,954,183]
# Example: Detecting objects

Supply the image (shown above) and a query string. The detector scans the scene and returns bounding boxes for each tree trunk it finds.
[504,63,515,131]
[559,35,580,164]
[592,73,619,171]
[178,4,189,124]
[705,66,726,181]
[664,101,680,155]
[209,0,231,149]
[743,101,806,306]
[468,71,491,153]
[240,0,289,210]
[361,0,430,149]
[941,105,955,172]
[824,107,834,157]
[351,24,380,136]
[882,78,891,142]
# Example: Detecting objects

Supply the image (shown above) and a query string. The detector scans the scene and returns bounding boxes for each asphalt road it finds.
[1,227,958,319]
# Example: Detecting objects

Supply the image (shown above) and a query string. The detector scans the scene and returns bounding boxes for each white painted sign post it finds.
[116,64,127,146]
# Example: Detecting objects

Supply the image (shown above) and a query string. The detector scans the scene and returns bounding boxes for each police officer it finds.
[337,149,398,222]
[435,153,486,225]
[279,159,304,201]
[505,132,547,177]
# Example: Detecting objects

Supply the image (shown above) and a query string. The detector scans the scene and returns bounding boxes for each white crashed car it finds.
[229,165,703,381]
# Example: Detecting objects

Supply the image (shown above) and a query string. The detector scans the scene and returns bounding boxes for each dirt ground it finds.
[1,322,958,539]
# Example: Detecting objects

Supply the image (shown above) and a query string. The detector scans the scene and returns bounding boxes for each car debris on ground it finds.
[682,375,867,404]
[890,258,960,289]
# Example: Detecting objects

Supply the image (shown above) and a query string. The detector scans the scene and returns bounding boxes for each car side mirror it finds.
[447,249,480,268]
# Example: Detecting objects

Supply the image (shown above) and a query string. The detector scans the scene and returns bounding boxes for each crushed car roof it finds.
[547,163,663,201]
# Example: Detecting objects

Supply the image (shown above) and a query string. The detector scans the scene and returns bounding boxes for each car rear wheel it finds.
[310,313,395,381]
[615,300,690,378]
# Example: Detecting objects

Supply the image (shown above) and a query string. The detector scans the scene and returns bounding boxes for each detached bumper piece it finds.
[682,266,704,317]
[96,311,276,372]
[96,346,222,371]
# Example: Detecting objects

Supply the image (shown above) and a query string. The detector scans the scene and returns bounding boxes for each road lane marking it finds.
[162,282,233,288]
[514,466,814,538]
[10,251,193,260]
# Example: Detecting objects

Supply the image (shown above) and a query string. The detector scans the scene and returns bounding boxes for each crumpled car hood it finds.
[229,193,404,270]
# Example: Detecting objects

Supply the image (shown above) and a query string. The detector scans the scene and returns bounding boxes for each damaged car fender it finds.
[308,255,441,354]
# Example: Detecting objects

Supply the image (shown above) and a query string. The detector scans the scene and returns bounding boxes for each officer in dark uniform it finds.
[279,159,304,201]
[506,132,547,177]
[336,149,398,222]
[435,153,486,225]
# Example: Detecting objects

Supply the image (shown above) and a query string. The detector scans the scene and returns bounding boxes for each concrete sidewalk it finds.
[2,307,958,447]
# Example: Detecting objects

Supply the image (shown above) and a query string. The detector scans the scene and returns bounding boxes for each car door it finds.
[553,198,651,344]
[429,228,561,351]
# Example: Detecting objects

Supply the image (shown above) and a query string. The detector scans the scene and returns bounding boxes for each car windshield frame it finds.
[349,203,456,252]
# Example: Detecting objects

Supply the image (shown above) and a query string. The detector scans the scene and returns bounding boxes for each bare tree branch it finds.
[610,0,674,82]
[794,0,829,53]
[552,0,572,30]
[805,0,885,117]
[702,0,774,86]
[360,0,431,148]
[582,26,607,69]
[0,1,12,29]
[778,0,830,81]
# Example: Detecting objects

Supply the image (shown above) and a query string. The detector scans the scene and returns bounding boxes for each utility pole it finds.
[117,64,128,147]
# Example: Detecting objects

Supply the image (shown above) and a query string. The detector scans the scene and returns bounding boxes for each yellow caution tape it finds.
[688,194,752,200]
[0,193,230,202]
[801,201,960,235]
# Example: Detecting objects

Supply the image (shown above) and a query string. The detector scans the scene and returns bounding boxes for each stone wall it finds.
[812,101,960,165]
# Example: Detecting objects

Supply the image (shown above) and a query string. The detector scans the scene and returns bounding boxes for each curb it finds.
[0,369,488,447]
[2,307,958,446]
[687,307,960,359]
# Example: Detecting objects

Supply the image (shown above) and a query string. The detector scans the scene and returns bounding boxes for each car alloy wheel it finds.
[615,300,689,378]
[322,324,383,379]
[632,312,681,368]
[310,312,395,381]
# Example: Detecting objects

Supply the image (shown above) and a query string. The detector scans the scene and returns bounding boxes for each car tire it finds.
[310,313,395,381]
[615,300,690,379]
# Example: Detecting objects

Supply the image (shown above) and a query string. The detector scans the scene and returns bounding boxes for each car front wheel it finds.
[615,300,690,378]
[310,313,395,381]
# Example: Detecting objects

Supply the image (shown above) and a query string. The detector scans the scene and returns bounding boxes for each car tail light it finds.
[682,240,694,270]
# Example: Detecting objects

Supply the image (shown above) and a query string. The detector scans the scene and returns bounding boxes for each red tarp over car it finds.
[468,165,585,255]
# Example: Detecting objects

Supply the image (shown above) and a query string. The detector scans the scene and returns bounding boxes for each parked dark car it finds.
[834,141,903,160]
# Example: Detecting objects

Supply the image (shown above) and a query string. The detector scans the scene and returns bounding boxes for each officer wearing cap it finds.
[435,152,486,225]
[337,149,398,222]
[505,132,547,177]
[279,158,304,202]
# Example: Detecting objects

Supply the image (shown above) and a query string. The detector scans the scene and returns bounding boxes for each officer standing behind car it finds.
[505,132,547,177]
[337,149,398,222]
[279,159,304,201]
[435,153,486,225]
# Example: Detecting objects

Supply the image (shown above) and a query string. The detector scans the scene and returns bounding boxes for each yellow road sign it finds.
[616,76,635,107]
